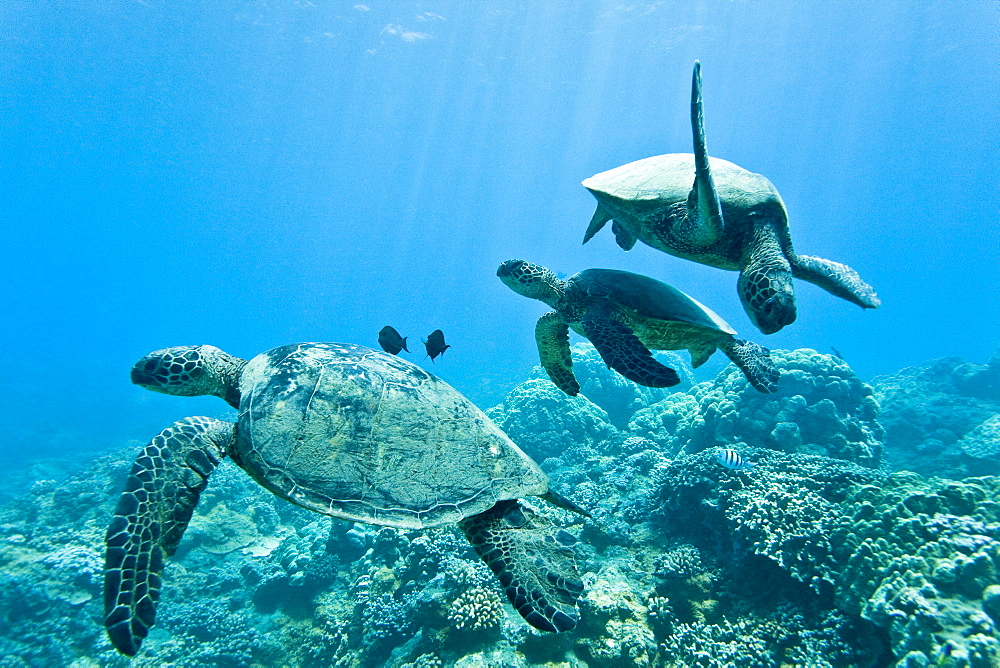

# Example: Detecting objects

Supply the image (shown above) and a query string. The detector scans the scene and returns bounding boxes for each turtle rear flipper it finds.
[791,255,881,309]
[721,338,780,394]
[582,314,680,388]
[460,500,583,633]
[689,341,717,368]
[683,60,725,248]
[612,221,638,251]
[582,204,612,244]
[104,417,231,656]
[535,311,580,396]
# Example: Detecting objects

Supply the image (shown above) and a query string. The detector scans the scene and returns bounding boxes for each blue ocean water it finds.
[1,2,998,665]
[2,1,997,467]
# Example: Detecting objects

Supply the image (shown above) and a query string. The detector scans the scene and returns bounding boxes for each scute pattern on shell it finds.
[234,343,548,529]
[568,268,735,335]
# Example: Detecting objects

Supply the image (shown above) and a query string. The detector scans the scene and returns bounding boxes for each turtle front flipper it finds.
[683,60,725,247]
[582,314,680,388]
[104,417,232,656]
[720,338,780,394]
[535,311,580,396]
[791,255,882,309]
[460,500,583,633]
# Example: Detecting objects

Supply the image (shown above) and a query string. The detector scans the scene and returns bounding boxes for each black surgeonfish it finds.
[378,326,409,355]
[423,329,451,361]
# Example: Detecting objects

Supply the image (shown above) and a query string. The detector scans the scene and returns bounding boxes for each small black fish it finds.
[423,329,451,361]
[378,326,409,355]
[831,346,844,360]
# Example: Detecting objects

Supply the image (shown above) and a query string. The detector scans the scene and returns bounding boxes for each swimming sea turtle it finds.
[581,61,880,334]
[105,342,587,656]
[497,259,779,395]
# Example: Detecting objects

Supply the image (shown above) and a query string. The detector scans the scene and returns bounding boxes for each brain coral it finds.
[630,349,884,467]
[959,415,1000,460]
[872,351,1000,477]
[485,377,617,463]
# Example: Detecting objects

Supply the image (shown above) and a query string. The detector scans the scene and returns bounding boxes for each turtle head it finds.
[737,265,796,334]
[497,259,565,308]
[131,345,247,409]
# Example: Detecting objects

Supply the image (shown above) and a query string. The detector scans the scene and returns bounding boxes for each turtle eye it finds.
[503,504,528,528]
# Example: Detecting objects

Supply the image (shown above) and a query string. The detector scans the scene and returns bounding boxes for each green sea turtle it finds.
[581,61,880,334]
[105,342,587,656]
[497,259,779,395]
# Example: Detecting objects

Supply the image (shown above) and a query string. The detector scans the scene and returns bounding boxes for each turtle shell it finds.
[582,154,784,220]
[568,268,736,336]
[233,342,548,529]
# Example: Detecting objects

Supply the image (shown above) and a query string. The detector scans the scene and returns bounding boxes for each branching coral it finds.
[656,449,1000,664]
[446,586,504,631]
[656,607,877,667]
[653,544,704,580]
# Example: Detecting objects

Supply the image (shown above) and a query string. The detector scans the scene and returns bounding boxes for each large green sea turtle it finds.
[105,342,587,656]
[581,61,880,334]
[497,259,779,395]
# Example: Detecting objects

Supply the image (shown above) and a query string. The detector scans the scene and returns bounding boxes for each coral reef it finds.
[485,377,617,464]
[873,351,1000,478]
[528,343,693,428]
[5,348,1000,666]
[656,448,1000,665]
[960,415,1000,460]
[655,607,875,667]
[629,349,884,467]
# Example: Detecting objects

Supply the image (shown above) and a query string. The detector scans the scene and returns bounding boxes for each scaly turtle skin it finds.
[497,259,779,396]
[581,61,880,334]
[105,342,587,656]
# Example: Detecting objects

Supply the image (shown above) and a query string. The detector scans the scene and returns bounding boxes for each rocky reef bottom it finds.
[1,347,999,667]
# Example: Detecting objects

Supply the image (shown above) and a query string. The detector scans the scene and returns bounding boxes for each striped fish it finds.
[715,448,755,471]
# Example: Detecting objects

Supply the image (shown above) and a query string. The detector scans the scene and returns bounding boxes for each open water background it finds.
[2,1,997,474]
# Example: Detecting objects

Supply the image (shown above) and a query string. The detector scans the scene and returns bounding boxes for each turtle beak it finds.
[756,294,796,335]
[496,260,521,278]
[130,358,161,387]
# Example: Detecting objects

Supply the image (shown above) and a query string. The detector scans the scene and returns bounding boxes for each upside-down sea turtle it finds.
[497,259,779,395]
[104,342,587,656]
[581,61,880,334]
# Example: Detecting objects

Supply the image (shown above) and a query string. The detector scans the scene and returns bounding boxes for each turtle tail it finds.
[460,500,583,633]
[721,338,780,394]
[791,255,881,309]
[104,417,231,656]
